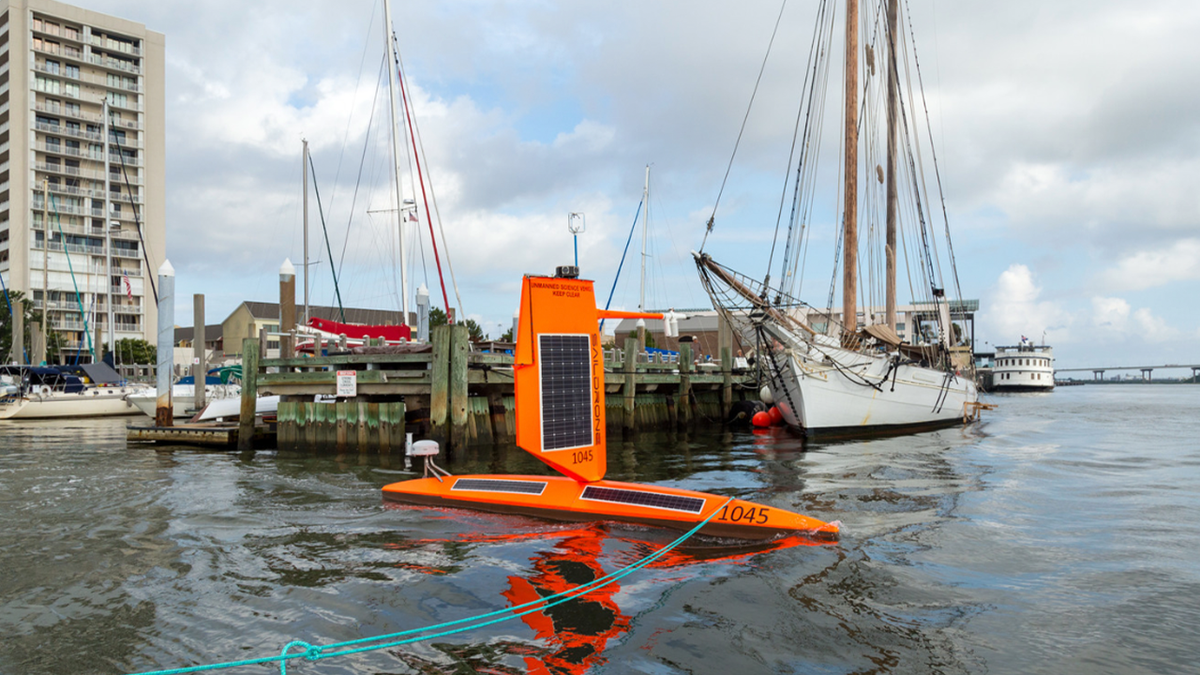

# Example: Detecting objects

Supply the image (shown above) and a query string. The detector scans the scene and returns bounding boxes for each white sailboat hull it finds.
[127,384,242,419]
[755,325,978,437]
[0,386,146,420]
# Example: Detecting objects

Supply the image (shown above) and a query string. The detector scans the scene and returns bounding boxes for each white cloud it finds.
[1089,297,1180,343]
[1098,238,1200,291]
[979,264,1069,344]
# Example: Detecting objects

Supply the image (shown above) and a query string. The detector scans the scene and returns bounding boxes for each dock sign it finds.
[336,370,357,397]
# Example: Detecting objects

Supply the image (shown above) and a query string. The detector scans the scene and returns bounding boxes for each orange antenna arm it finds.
[596,310,663,321]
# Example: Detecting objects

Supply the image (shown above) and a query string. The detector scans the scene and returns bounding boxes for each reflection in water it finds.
[384,517,825,674]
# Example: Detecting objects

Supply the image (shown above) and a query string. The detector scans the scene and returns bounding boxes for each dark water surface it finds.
[2,385,1198,674]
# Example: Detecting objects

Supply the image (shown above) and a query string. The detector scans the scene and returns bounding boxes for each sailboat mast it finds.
[842,0,859,342]
[639,165,650,313]
[885,0,898,332]
[302,138,309,324]
[102,99,115,362]
[383,0,411,326]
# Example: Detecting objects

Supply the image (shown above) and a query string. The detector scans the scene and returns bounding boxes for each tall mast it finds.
[42,179,49,359]
[842,0,859,342]
[302,138,310,324]
[103,99,115,362]
[638,165,650,312]
[885,0,898,332]
[383,0,411,326]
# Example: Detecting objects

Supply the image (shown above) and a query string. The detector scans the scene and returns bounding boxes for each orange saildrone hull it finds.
[382,474,838,541]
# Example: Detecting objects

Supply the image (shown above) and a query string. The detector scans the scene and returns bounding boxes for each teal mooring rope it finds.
[126,497,735,675]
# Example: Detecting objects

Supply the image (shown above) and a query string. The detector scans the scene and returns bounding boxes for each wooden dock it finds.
[127,422,249,447]
[240,324,756,453]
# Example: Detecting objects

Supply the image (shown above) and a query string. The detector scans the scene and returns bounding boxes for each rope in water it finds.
[126,497,734,675]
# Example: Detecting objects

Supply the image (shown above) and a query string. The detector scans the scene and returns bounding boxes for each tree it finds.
[430,307,447,327]
[464,318,486,342]
[115,338,157,364]
[498,327,514,342]
[1,290,66,364]
[428,308,486,341]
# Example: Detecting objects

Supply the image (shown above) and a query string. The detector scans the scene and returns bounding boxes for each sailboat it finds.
[695,0,979,439]
[383,270,838,541]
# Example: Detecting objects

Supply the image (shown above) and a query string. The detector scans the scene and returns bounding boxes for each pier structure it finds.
[236,327,752,453]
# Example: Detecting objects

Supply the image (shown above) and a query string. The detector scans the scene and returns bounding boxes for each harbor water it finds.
[1,385,1198,674]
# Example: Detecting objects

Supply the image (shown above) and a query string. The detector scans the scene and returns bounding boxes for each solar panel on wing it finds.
[539,334,593,451]
[580,486,706,514]
[452,478,548,495]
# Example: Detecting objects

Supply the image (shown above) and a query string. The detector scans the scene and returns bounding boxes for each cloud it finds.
[1089,297,1180,343]
[979,264,1068,343]
[1097,238,1200,291]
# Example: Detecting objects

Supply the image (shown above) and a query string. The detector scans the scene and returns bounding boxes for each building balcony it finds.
[36,162,113,182]
[86,54,142,77]
[35,101,142,131]
[34,120,104,142]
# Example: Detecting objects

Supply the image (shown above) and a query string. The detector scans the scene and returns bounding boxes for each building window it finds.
[44,59,60,74]
[35,76,60,94]
[64,82,80,98]
[65,64,79,78]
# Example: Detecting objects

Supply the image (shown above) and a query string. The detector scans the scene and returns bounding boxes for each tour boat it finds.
[382,270,839,541]
[991,338,1055,392]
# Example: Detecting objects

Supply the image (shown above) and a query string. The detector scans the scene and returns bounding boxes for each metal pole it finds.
[155,260,175,427]
[383,0,410,326]
[302,139,310,325]
[637,165,650,351]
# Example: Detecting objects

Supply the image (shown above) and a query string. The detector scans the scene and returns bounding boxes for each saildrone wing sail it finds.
[514,275,607,483]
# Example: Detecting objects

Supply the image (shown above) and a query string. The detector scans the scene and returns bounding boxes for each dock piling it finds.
[237,338,259,450]
[155,260,175,427]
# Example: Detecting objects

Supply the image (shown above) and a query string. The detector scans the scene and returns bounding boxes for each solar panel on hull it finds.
[539,334,593,451]
[580,486,705,514]
[452,478,548,495]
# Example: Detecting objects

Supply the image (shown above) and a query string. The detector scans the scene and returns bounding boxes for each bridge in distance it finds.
[1055,364,1200,381]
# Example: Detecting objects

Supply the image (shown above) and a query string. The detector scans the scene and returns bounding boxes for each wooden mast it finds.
[842,0,859,343]
[885,0,899,332]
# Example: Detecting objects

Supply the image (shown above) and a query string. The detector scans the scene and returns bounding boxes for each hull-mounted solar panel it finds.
[580,485,706,514]
[452,478,548,495]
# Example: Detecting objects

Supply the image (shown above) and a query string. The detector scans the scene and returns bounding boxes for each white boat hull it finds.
[0,386,147,420]
[127,385,241,419]
[756,325,978,437]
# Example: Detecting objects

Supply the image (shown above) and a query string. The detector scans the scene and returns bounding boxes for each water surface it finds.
[1,385,1197,674]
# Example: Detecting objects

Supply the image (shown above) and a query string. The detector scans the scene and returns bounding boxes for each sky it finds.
[76,0,1200,371]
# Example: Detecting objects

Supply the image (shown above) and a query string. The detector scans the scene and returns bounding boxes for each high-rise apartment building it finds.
[0,0,164,362]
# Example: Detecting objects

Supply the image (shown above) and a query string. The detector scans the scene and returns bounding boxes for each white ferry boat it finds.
[991,338,1054,392]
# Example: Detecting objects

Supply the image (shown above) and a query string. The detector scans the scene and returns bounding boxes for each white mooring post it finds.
[155,260,175,427]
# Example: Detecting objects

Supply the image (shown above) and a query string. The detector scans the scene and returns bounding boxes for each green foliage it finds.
[464,318,486,342]
[498,327,514,342]
[429,307,447,327]
[115,338,157,364]
[1,290,67,364]
[644,330,657,350]
[428,308,486,341]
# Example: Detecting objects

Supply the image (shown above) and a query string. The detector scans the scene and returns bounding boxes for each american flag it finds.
[123,272,133,301]
[407,210,418,222]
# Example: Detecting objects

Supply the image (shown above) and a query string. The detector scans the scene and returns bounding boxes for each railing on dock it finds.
[239,325,757,453]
